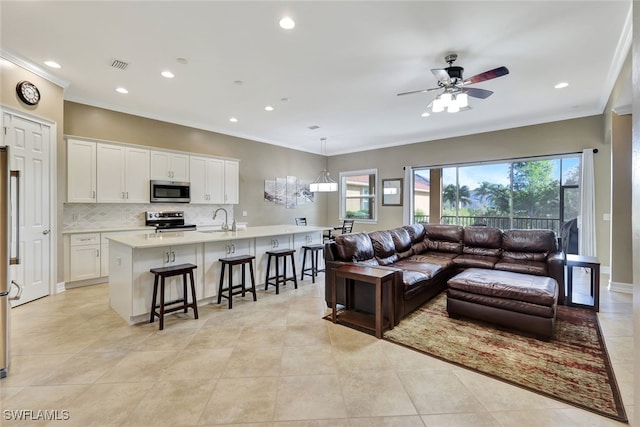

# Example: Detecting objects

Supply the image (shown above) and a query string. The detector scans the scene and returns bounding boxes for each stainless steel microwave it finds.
[150,180,190,203]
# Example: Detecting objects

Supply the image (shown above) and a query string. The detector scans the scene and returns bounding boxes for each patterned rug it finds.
[384,293,628,422]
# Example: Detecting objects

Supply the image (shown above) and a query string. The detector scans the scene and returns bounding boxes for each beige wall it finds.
[610,113,633,286]
[631,1,639,423]
[63,101,329,228]
[328,115,612,267]
[0,58,65,287]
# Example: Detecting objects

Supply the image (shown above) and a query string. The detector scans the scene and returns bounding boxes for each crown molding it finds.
[1,49,70,89]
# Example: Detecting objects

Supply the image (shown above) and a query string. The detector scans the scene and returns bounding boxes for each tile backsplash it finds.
[63,203,234,230]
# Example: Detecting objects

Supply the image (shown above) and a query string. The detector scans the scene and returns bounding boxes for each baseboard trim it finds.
[56,282,66,294]
[608,280,633,294]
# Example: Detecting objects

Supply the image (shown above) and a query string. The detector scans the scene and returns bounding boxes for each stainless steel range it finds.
[145,211,197,232]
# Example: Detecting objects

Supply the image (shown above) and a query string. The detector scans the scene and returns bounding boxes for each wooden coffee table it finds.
[330,264,395,338]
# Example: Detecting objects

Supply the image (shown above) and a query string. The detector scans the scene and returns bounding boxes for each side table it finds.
[566,254,600,311]
[330,264,395,338]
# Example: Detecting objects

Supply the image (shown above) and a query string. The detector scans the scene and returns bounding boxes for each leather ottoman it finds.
[446,268,558,340]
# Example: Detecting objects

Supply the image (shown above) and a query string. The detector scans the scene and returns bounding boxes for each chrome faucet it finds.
[213,208,229,231]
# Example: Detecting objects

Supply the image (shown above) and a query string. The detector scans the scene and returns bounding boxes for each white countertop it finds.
[62,226,156,235]
[106,225,330,248]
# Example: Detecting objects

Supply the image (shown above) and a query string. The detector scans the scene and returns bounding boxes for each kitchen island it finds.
[107,225,328,324]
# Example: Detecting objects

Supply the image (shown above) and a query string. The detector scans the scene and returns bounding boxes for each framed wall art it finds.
[382,178,403,206]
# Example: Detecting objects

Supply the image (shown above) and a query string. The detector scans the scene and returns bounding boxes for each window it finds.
[339,169,377,221]
[411,155,580,234]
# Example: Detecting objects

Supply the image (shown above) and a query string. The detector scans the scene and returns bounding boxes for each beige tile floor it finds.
[0,270,634,427]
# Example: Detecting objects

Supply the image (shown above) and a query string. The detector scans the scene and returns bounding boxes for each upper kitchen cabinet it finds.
[150,150,190,182]
[224,159,239,204]
[97,143,150,203]
[190,156,239,204]
[67,138,97,203]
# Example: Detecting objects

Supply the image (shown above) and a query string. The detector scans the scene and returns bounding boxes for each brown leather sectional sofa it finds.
[324,223,565,330]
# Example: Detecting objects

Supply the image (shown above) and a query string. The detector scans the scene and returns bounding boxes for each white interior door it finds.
[2,112,51,306]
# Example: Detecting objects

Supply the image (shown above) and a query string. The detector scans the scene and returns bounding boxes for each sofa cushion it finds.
[368,230,399,266]
[494,259,548,276]
[462,226,502,257]
[393,259,443,280]
[501,229,557,262]
[409,254,457,266]
[334,233,376,263]
[453,254,500,269]
[389,227,414,259]
[403,223,425,243]
[424,224,464,254]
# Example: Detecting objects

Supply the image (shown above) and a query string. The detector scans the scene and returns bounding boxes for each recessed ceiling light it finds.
[116,87,129,94]
[161,70,174,78]
[229,117,238,123]
[554,82,569,89]
[421,112,430,117]
[279,16,295,29]
[265,105,274,111]
[44,61,61,69]
[176,58,188,65]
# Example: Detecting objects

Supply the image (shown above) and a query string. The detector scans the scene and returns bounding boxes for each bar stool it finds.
[217,254,257,309]
[264,248,297,294]
[300,244,324,283]
[149,263,199,330]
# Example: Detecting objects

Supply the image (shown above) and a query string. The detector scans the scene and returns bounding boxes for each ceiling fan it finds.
[398,54,509,113]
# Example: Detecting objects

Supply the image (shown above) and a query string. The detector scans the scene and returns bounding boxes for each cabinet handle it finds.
[171,251,176,262]
[165,252,170,263]
[96,249,100,257]
[231,244,235,254]
[126,191,129,199]
[92,190,96,199]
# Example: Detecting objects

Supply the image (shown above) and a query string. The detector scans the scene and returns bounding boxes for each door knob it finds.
[43,229,50,235]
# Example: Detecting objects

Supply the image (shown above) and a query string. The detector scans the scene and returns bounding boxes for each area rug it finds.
[383,293,627,423]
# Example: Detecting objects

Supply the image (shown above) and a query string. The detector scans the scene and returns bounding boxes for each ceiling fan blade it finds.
[461,87,494,99]
[462,66,509,85]
[397,87,441,96]
[431,68,451,84]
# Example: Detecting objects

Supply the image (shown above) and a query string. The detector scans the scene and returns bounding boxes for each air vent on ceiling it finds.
[308,125,320,130]
[110,59,129,70]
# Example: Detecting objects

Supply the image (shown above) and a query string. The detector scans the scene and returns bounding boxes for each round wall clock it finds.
[16,80,41,105]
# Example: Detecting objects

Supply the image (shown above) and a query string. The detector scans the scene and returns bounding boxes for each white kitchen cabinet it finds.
[150,150,190,182]
[129,244,202,318]
[97,143,150,203]
[203,239,253,298]
[223,159,240,204]
[254,235,293,285]
[293,231,324,273]
[69,233,101,281]
[67,138,97,203]
[189,156,239,204]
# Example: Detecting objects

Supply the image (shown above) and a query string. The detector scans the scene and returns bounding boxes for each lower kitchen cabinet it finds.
[254,235,293,285]
[203,239,254,298]
[293,231,324,273]
[69,233,101,281]
[131,244,203,319]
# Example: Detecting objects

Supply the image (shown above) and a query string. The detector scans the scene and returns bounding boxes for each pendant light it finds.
[310,137,338,192]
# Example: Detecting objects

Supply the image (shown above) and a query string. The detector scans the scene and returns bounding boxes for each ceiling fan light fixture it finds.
[456,93,468,108]
[447,103,460,113]
[440,93,452,105]
[432,97,444,113]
